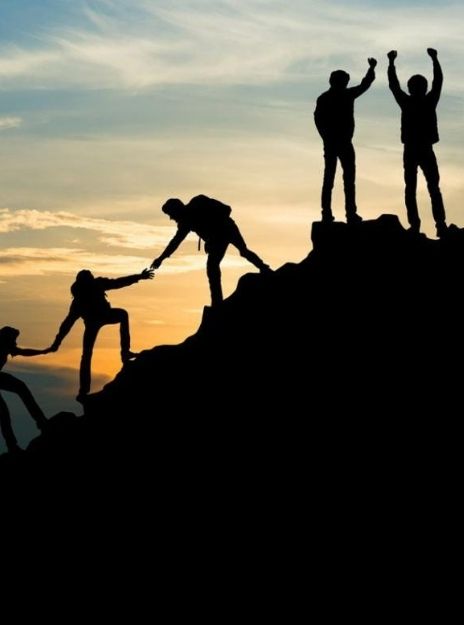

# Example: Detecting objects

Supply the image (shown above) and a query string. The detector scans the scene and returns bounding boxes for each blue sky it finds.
[1,0,464,451]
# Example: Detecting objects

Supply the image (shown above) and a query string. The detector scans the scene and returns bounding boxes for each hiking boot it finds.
[121,350,138,364]
[346,213,363,225]
[76,392,88,403]
[321,212,335,224]
[260,264,273,275]
[436,223,448,239]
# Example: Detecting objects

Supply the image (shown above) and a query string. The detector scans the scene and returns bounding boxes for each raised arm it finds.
[427,48,442,104]
[349,58,377,98]
[387,50,407,106]
[98,269,154,291]
[151,226,190,269]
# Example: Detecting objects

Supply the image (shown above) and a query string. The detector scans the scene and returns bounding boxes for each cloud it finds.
[0,208,171,248]
[0,116,22,130]
[1,1,464,91]
[0,246,247,278]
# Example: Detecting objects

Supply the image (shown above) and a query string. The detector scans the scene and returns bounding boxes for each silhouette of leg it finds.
[103,308,133,362]
[228,222,271,272]
[206,240,228,307]
[339,142,359,222]
[321,143,337,221]
[79,323,100,397]
[420,146,447,236]
[403,145,420,231]
[0,371,47,432]
[0,390,19,452]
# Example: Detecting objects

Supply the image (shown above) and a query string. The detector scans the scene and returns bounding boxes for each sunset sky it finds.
[1,0,464,449]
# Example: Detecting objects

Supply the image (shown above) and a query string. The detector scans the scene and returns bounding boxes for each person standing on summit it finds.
[387,48,447,238]
[314,57,377,224]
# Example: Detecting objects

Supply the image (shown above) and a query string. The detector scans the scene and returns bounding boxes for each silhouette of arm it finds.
[428,48,443,104]
[387,51,407,106]
[11,346,50,357]
[349,58,377,98]
[49,302,80,351]
[151,226,190,269]
[98,269,154,291]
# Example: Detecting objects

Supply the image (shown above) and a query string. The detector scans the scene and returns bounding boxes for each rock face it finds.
[1,215,463,490]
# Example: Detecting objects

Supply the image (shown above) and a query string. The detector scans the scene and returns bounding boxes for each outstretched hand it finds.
[427,48,438,59]
[387,50,397,61]
[140,268,155,280]
[368,57,377,68]
[151,258,162,270]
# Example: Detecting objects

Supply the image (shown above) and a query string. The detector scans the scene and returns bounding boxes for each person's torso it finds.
[73,281,111,321]
[315,89,356,142]
[401,95,439,144]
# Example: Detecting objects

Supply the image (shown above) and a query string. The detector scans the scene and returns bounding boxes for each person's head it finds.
[162,198,185,221]
[0,326,20,349]
[71,269,94,297]
[407,74,428,96]
[330,70,350,89]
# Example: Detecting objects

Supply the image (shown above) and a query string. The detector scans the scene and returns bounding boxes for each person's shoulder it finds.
[94,277,108,288]
[316,90,330,102]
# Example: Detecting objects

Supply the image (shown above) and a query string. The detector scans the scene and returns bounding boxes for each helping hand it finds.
[141,268,155,280]
[151,258,162,270]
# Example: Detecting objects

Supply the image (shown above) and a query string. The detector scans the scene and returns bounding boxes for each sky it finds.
[1,0,464,450]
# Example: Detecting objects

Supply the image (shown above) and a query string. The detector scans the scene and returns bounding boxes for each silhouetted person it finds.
[388,49,447,238]
[0,326,49,453]
[49,268,154,401]
[151,195,271,307]
[314,57,377,224]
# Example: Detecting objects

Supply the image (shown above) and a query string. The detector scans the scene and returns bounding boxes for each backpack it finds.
[186,195,232,249]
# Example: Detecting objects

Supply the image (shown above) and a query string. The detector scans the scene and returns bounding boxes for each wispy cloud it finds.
[0,246,247,278]
[0,116,22,130]
[1,1,464,90]
[0,208,171,248]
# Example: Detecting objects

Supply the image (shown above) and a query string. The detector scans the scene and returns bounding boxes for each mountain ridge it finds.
[2,214,462,488]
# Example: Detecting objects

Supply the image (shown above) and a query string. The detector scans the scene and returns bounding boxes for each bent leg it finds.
[0,371,47,432]
[228,222,270,272]
[339,142,358,219]
[420,146,446,229]
[80,324,100,396]
[321,143,337,220]
[0,390,19,452]
[404,146,420,230]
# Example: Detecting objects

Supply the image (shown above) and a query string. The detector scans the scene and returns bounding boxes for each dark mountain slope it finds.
[2,215,462,492]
